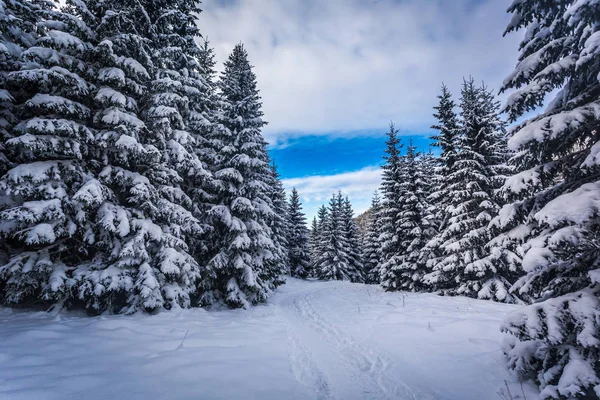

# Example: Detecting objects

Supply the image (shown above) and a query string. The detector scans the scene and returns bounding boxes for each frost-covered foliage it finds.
[378,123,404,285]
[141,0,214,310]
[79,0,172,313]
[502,287,600,400]
[287,188,311,278]
[314,192,363,282]
[0,2,290,313]
[310,205,327,275]
[381,141,432,292]
[425,79,514,302]
[0,0,46,268]
[1,0,44,178]
[423,84,459,264]
[186,38,225,297]
[378,128,439,291]
[61,0,207,313]
[0,1,97,307]
[417,149,439,263]
[341,195,364,282]
[204,44,284,308]
[268,163,290,276]
[309,216,319,271]
[498,1,600,397]
[361,192,383,284]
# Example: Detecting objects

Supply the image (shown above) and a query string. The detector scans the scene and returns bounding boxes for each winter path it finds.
[0,279,538,400]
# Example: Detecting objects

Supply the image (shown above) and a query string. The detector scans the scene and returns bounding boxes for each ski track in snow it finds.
[0,279,540,400]
[286,331,333,400]
[290,292,417,400]
[277,293,333,400]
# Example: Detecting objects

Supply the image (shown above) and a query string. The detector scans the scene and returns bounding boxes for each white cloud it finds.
[199,0,521,143]
[282,166,382,220]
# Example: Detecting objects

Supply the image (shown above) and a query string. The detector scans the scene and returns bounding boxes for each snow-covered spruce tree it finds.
[428,84,460,228]
[314,194,344,280]
[287,187,311,278]
[342,196,364,283]
[415,150,440,291]
[429,84,459,210]
[422,84,460,288]
[498,1,600,398]
[90,0,180,313]
[206,43,283,308]
[0,0,43,178]
[425,78,512,300]
[361,191,383,284]
[310,205,327,274]
[383,140,431,291]
[0,0,44,268]
[417,149,440,256]
[268,162,290,276]
[183,38,223,298]
[147,6,221,269]
[43,0,209,313]
[477,85,521,301]
[462,82,516,302]
[137,0,220,310]
[51,0,188,313]
[189,38,221,176]
[0,2,99,307]
[309,216,319,266]
[315,192,362,282]
[378,123,406,289]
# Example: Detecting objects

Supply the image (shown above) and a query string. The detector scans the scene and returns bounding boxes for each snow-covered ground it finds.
[0,279,538,400]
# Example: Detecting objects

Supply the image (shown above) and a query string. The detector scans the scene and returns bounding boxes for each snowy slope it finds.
[0,279,538,400]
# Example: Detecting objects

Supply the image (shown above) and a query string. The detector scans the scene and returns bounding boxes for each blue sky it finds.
[269,132,435,179]
[199,0,522,219]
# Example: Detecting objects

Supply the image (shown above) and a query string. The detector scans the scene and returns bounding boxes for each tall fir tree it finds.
[477,85,521,301]
[475,83,517,301]
[189,38,221,178]
[309,216,319,270]
[428,84,460,228]
[205,43,283,308]
[341,196,364,283]
[423,84,460,287]
[149,26,220,274]
[82,0,175,313]
[378,123,405,289]
[417,148,440,261]
[383,140,431,291]
[315,192,362,282]
[287,188,311,278]
[1,0,43,178]
[426,79,513,300]
[69,0,208,313]
[310,205,327,274]
[187,38,224,299]
[140,0,214,310]
[361,191,383,284]
[2,0,220,313]
[315,193,346,281]
[268,162,290,276]
[498,1,600,398]
[0,1,98,308]
[0,0,44,267]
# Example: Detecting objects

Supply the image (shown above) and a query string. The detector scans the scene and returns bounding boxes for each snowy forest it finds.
[1,1,599,400]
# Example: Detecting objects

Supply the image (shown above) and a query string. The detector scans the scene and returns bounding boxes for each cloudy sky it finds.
[198,0,522,219]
